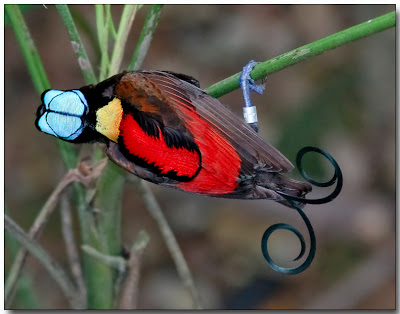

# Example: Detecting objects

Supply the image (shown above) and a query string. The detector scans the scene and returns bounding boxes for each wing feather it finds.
[139,71,294,174]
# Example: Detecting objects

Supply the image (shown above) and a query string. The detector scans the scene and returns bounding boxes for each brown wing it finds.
[115,70,294,175]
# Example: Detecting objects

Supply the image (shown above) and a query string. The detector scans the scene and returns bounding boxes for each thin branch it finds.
[56,4,97,84]
[60,195,87,306]
[205,11,396,98]
[128,4,164,71]
[5,169,83,305]
[108,4,140,76]
[133,178,202,309]
[119,230,150,309]
[5,160,107,307]
[81,245,126,273]
[4,215,84,309]
[4,206,38,309]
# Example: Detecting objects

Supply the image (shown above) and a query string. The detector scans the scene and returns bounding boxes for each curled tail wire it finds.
[238,61,343,274]
[261,146,343,274]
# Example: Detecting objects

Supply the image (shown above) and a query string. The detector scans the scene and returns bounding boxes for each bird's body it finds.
[36,70,311,207]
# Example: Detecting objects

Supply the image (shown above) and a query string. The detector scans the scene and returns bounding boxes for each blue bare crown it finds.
[36,90,88,140]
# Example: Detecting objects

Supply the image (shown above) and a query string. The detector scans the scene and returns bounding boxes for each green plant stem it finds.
[106,5,117,39]
[56,5,125,308]
[5,5,89,308]
[61,4,140,308]
[87,5,143,306]
[57,5,115,309]
[5,5,50,92]
[56,4,97,84]
[84,153,125,308]
[5,215,84,309]
[95,5,110,81]
[108,4,140,76]
[128,4,164,71]
[6,5,78,171]
[69,6,101,66]
[86,4,141,308]
[5,4,38,25]
[60,4,140,307]
[94,162,125,256]
[205,11,396,98]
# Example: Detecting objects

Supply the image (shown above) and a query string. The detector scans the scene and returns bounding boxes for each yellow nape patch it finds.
[96,98,123,142]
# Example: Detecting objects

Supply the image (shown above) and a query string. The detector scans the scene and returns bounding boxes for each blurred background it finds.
[5,4,395,309]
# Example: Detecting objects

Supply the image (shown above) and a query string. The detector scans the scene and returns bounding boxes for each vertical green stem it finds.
[56,4,125,309]
[128,4,164,71]
[94,163,125,254]
[56,4,97,84]
[108,4,140,76]
[90,5,142,304]
[58,4,145,308]
[93,3,147,266]
[95,5,110,81]
[5,4,83,216]
[5,5,50,92]
[5,7,89,308]
[106,5,117,39]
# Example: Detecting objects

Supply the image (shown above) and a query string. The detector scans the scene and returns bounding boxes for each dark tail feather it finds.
[277,176,312,198]
[254,173,312,209]
[275,176,312,208]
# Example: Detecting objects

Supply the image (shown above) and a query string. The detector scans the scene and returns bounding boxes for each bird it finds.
[35,68,311,208]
